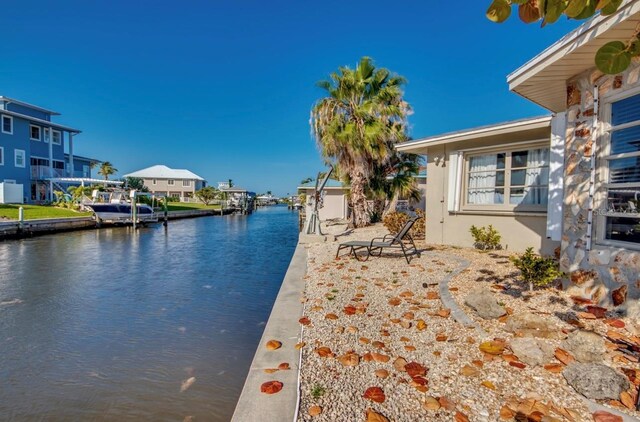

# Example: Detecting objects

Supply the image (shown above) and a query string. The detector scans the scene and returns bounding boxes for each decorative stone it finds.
[570,270,597,286]
[612,285,627,307]
[563,363,629,400]
[588,250,610,266]
[506,312,563,339]
[509,338,552,366]
[567,84,581,107]
[464,288,506,320]
[613,75,623,89]
[561,330,605,363]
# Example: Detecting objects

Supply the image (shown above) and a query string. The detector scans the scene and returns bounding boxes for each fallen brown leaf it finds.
[308,405,322,417]
[554,348,575,365]
[260,381,283,394]
[479,341,505,355]
[266,340,282,351]
[365,408,389,422]
[422,396,441,410]
[363,386,385,403]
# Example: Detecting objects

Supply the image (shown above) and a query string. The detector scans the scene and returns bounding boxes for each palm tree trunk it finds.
[383,193,399,218]
[351,164,370,228]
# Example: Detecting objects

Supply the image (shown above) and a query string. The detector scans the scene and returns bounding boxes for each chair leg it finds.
[400,243,411,264]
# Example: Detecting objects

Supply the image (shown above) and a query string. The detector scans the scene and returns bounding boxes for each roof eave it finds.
[396,116,552,152]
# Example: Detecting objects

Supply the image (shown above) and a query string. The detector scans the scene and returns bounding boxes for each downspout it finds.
[586,85,599,251]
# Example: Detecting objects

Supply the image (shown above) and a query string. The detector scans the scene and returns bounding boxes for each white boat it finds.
[85,189,157,224]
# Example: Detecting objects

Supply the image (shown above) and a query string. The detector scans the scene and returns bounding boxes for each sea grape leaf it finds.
[565,0,588,17]
[596,41,631,74]
[601,0,623,15]
[487,0,512,23]
[519,0,541,23]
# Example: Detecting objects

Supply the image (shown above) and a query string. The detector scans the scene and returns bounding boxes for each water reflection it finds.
[0,206,298,421]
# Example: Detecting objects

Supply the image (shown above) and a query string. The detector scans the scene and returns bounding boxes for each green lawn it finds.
[166,203,222,211]
[0,204,92,220]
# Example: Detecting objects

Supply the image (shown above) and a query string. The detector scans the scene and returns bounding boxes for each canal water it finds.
[0,205,299,421]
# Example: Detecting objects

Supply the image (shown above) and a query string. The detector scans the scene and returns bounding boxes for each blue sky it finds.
[1,1,582,195]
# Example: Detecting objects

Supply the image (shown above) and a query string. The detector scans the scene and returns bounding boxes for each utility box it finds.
[0,183,24,204]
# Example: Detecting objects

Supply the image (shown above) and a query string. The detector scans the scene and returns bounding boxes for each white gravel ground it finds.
[295,223,640,422]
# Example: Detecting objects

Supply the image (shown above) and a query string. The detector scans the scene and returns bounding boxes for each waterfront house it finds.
[397,116,556,254]
[298,179,350,221]
[65,154,100,179]
[398,2,640,312]
[0,96,82,203]
[123,164,206,200]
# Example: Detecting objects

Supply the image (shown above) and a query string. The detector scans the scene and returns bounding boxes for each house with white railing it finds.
[0,96,86,203]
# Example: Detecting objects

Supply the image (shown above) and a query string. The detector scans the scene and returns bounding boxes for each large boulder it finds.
[561,330,605,363]
[464,288,506,320]
[563,363,629,400]
[505,312,564,339]
[509,338,553,367]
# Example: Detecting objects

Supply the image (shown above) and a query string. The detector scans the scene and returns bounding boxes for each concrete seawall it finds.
[0,208,234,240]
[231,240,308,422]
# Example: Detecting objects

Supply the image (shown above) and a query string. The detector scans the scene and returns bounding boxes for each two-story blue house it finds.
[0,96,87,203]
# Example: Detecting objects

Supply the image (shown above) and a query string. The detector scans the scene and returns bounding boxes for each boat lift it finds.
[304,165,333,236]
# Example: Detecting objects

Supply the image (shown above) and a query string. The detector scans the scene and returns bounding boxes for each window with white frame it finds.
[30,125,41,141]
[168,179,175,186]
[52,130,61,145]
[152,179,157,185]
[183,180,191,187]
[14,149,25,168]
[464,145,550,210]
[2,115,13,134]
[0,147,4,165]
[600,92,640,246]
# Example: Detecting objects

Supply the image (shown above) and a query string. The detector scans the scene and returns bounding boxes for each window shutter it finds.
[546,112,566,241]
[447,151,462,212]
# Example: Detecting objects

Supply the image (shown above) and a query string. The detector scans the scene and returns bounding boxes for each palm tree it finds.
[98,161,118,180]
[311,57,411,227]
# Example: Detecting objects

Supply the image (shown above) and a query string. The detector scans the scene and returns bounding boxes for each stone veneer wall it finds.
[562,61,640,318]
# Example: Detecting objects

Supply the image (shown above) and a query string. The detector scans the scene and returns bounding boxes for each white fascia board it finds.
[396,116,552,153]
[508,0,640,90]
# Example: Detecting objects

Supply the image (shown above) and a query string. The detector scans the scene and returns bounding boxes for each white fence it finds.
[0,183,24,204]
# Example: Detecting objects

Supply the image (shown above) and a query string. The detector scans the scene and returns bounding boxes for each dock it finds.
[0,208,236,240]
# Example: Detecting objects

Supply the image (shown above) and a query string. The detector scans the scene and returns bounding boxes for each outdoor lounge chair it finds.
[336,216,421,264]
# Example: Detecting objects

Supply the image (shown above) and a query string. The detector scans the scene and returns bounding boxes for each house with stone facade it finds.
[398,2,640,315]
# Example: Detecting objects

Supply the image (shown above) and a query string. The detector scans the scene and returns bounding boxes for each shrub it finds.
[510,247,563,292]
[383,210,425,240]
[469,225,502,250]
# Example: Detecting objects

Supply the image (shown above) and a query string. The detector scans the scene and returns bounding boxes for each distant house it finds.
[124,165,206,200]
[298,179,350,221]
[398,3,640,310]
[0,96,82,203]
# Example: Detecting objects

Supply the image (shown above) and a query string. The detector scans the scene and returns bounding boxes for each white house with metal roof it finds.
[124,165,207,200]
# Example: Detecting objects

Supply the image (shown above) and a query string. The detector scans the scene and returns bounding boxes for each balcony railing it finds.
[30,166,64,179]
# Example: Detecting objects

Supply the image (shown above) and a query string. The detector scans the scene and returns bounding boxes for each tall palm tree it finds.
[311,57,411,228]
[98,161,118,180]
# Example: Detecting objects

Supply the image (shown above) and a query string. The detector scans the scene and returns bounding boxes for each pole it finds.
[131,192,137,230]
[163,199,168,227]
[18,206,24,232]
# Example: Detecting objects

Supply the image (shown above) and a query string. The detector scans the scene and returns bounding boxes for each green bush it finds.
[469,225,502,250]
[382,210,425,240]
[510,247,563,292]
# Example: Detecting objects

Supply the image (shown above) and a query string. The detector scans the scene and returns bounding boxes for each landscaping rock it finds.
[561,330,605,363]
[563,363,629,400]
[464,288,505,319]
[509,338,552,366]
[505,312,563,339]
